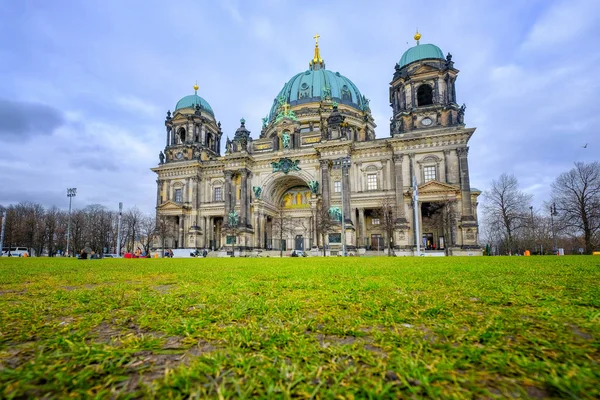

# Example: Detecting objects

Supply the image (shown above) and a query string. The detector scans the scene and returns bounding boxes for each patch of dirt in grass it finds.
[363,344,388,358]
[92,322,125,344]
[0,289,27,296]
[314,334,357,348]
[91,321,162,344]
[153,284,175,293]
[524,385,551,399]
[60,285,79,291]
[568,324,593,340]
[0,342,36,370]
[116,340,221,392]
[162,336,185,350]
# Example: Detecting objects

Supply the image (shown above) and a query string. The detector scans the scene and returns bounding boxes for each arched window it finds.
[177,127,186,143]
[417,84,433,106]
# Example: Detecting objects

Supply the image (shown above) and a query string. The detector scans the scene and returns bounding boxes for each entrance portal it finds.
[295,235,304,250]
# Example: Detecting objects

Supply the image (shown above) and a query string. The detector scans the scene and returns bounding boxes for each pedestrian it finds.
[168,249,174,258]
[202,249,207,257]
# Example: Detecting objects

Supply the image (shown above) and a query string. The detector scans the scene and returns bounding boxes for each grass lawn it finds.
[0,256,598,399]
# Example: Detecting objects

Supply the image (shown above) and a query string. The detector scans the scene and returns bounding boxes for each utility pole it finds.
[116,202,123,257]
[66,188,77,257]
[0,210,6,255]
[412,176,420,256]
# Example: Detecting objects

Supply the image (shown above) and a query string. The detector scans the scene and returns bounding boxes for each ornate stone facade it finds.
[152,35,482,255]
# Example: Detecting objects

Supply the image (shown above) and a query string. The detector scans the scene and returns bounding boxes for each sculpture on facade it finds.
[271,158,301,174]
[328,206,342,222]
[282,132,291,149]
[458,103,466,124]
[308,180,319,194]
[228,210,239,227]
[253,186,262,199]
[159,151,165,164]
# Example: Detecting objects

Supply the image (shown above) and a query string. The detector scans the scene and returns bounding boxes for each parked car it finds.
[1,247,29,257]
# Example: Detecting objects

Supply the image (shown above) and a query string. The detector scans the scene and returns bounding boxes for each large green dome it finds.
[175,93,214,116]
[268,68,369,120]
[398,43,444,69]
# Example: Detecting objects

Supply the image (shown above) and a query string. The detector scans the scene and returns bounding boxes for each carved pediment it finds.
[413,64,440,75]
[158,200,183,211]
[171,114,188,123]
[418,180,459,194]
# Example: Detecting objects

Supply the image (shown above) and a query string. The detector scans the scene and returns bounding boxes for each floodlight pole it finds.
[0,210,6,255]
[117,202,123,257]
[412,176,420,256]
[66,188,77,257]
[550,202,558,254]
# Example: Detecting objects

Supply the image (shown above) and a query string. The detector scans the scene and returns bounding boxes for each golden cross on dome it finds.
[313,33,320,45]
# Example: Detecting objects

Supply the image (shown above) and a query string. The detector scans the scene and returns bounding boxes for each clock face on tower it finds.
[421,117,433,126]
[176,151,184,160]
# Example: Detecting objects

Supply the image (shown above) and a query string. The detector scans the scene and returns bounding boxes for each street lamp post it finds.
[333,157,351,257]
[412,176,420,256]
[66,188,77,257]
[0,210,6,255]
[550,202,558,254]
[116,202,123,257]
[529,206,534,254]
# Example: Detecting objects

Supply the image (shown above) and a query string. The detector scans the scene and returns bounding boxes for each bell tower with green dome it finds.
[161,84,223,164]
[389,31,463,135]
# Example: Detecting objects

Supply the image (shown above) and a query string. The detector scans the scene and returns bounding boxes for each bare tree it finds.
[154,215,172,257]
[123,207,144,253]
[314,202,337,256]
[139,214,156,256]
[271,207,298,257]
[482,174,532,255]
[375,197,398,256]
[551,161,600,254]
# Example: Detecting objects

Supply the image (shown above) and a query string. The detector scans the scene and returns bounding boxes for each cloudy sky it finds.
[1,0,598,215]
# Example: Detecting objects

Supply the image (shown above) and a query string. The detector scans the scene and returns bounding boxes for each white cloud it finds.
[522,0,600,51]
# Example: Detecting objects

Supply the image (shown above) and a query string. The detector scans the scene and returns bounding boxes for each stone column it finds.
[186,177,191,204]
[358,208,366,248]
[320,160,331,210]
[457,147,474,220]
[262,215,268,249]
[392,154,407,222]
[246,171,252,228]
[207,216,213,249]
[240,169,248,227]
[443,149,451,183]
[179,214,185,248]
[342,164,351,223]
[408,153,415,182]
[156,179,162,207]
[166,127,170,147]
[224,171,233,221]
[410,82,416,108]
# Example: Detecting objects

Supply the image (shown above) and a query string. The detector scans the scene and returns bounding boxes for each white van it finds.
[1,247,29,257]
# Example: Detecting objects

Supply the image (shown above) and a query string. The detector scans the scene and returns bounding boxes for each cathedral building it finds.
[152,33,482,256]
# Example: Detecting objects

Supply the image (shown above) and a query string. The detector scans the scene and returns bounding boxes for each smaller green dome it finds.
[398,43,444,68]
[175,94,214,116]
